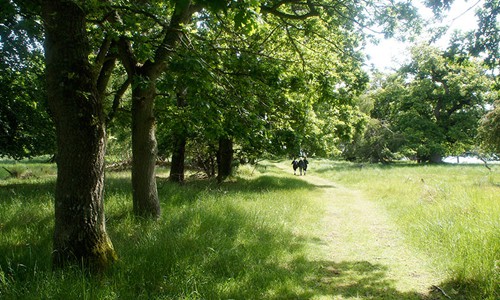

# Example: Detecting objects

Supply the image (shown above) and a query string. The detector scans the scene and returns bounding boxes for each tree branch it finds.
[106,77,131,125]
[261,0,320,20]
[144,1,203,77]
[111,4,169,27]
[117,36,138,76]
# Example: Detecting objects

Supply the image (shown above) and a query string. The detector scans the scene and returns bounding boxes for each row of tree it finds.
[1,0,498,272]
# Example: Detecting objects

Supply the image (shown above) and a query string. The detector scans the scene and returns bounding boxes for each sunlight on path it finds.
[277,163,445,298]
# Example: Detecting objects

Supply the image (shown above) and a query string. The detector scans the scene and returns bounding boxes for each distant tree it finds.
[478,100,500,154]
[371,44,495,162]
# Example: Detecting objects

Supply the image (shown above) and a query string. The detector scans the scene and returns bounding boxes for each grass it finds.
[1,158,498,299]
[2,162,329,299]
[312,160,500,300]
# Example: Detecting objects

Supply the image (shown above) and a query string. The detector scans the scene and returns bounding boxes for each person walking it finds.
[303,156,309,175]
[298,157,305,176]
[291,158,299,175]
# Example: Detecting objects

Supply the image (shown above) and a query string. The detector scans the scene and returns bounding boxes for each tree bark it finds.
[131,81,161,218]
[217,137,234,183]
[42,0,116,271]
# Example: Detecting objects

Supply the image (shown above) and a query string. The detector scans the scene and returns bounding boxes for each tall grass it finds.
[313,160,500,300]
[2,162,333,299]
[2,159,497,299]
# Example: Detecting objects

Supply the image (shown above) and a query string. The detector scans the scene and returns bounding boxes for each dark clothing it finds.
[303,159,309,171]
[297,159,305,169]
[292,160,298,171]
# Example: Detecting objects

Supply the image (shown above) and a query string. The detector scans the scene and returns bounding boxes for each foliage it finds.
[368,44,495,162]
[478,100,500,154]
[0,1,55,159]
[152,0,375,164]
[428,0,499,69]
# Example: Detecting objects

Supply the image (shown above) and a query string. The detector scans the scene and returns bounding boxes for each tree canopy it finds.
[365,44,496,162]
[2,0,498,272]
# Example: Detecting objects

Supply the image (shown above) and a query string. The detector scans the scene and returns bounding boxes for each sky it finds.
[364,0,483,71]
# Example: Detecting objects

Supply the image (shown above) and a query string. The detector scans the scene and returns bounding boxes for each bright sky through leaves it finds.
[365,0,483,71]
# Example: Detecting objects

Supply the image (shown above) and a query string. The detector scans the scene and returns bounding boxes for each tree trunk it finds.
[170,135,187,183]
[430,152,443,164]
[131,82,161,218]
[118,2,197,218]
[169,89,188,183]
[42,0,116,271]
[217,137,234,183]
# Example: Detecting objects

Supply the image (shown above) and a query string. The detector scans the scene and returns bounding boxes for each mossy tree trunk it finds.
[42,0,116,271]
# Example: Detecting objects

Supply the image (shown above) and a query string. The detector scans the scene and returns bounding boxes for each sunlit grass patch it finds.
[314,160,500,300]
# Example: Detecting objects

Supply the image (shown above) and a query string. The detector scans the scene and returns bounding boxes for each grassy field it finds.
[0,159,498,299]
[1,161,328,299]
[312,160,500,300]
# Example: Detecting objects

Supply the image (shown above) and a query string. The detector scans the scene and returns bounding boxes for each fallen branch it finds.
[431,285,452,299]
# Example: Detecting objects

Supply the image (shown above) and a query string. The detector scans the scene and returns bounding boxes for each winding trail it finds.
[279,164,445,298]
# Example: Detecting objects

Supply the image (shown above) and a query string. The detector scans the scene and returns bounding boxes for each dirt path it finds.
[281,166,445,298]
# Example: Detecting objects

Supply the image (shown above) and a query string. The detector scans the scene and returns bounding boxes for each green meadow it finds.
[0,159,498,299]
[312,160,500,300]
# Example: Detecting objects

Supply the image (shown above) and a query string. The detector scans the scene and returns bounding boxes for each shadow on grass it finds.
[2,169,489,299]
[0,180,55,282]
[152,174,318,207]
[432,278,499,300]
[104,201,434,299]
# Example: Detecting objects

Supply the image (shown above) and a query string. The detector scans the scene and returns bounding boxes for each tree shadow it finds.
[432,278,499,300]
[2,169,491,299]
[104,202,439,299]
[0,180,55,281]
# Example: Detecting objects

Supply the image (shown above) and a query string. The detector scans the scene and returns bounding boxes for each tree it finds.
[0,1,55,159]
[478,100,500,154]
[40,0,117,270]
[430,0,499,69]
[114,0,203,217]
[371,44,495,162]
[168,87,188,183]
